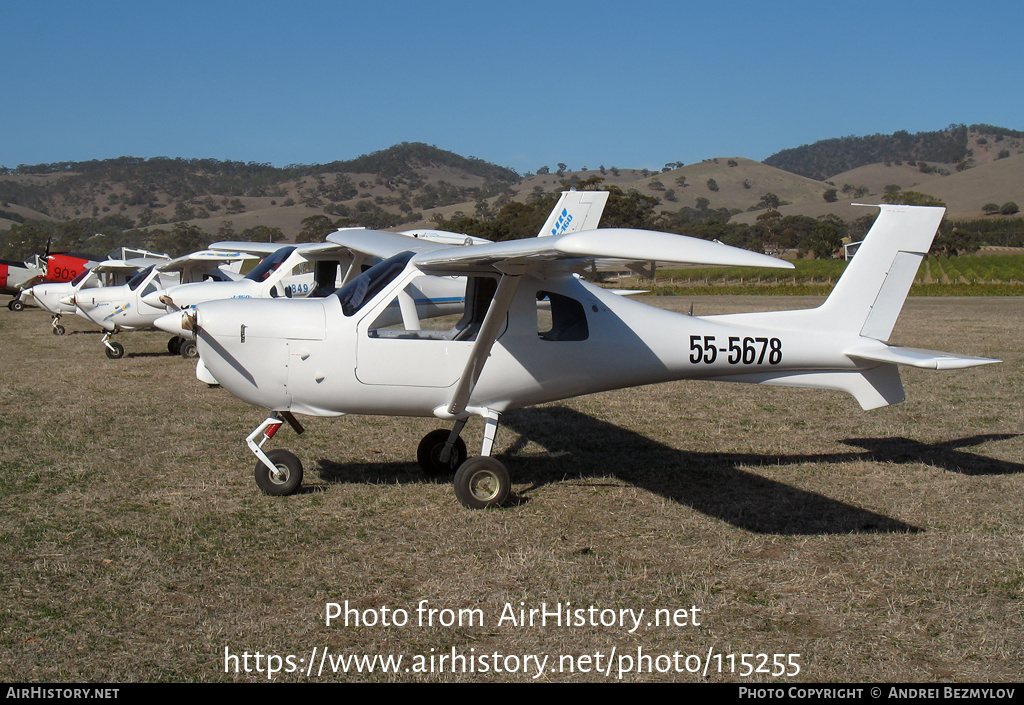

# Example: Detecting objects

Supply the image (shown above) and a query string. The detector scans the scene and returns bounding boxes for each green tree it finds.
[296,215,336,243]
[240,225,285,243]
[808,216,844,259]
[0,220,53,260]
[147,223,210,257]
[1001,202,1020,215]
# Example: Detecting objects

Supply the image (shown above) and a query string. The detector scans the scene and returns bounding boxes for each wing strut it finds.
[444,273,522,418]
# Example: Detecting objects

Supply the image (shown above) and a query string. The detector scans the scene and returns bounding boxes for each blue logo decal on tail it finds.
[551,208,573,236]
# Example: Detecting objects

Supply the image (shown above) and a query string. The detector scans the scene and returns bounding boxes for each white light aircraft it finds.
[158,204,998,509]
[27,258,158,335]
[73,250,257,358]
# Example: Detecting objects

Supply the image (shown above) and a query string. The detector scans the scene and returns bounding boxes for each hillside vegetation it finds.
[2,126,1023,263]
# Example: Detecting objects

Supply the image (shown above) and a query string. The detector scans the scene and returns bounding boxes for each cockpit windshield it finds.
[244,247,296,282]
[334,251,415,316]
[127,265,154,291]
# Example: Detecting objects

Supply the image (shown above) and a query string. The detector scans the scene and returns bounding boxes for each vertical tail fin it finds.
[537,190,610,237]
[710,204,996,410]
[817,204,944,341]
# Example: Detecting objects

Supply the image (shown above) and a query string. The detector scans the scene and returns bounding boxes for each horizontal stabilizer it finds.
[845,345,1001,370]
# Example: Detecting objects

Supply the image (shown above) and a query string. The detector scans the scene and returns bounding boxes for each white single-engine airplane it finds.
[159,204,998,509]
[73,250,257,358]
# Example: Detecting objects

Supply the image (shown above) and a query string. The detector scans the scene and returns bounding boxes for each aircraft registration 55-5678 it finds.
[157,203,998,509]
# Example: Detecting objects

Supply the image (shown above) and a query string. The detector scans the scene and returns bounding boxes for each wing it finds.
[325,228,454,259]
[419,228,790,420]
[208,241,292,255]
[411,228,793,274]
[397,229,492,246]
[156,250,260,272]
[89,257,168,274]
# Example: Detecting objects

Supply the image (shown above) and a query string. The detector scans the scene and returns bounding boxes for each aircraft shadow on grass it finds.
[315,407,1020,535]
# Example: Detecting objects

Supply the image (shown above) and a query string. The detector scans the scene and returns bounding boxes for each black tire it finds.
[9,299,24,311]
[255,449,303,496]
[167,337,182,355]
[104,341,124,359]
[453,457,510,509]
[180,340,198,359]
[417,429,468,476]
[53,324,66,336]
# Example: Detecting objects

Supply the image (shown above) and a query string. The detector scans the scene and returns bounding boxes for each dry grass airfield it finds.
[1,295,1021,682]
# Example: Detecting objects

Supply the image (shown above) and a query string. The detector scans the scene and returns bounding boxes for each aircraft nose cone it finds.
[142,290,168,308]
[154,310,196,338]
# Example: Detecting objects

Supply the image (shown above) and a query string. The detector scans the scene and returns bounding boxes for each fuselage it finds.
[190,263,867,419]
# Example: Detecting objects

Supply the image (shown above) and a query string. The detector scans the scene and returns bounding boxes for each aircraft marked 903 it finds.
[157,200,998,511]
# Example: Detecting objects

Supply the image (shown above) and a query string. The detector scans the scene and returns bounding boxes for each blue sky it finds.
[3,0,1021,174]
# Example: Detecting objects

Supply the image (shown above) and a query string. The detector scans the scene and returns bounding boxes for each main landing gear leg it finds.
[246,412,306,496]
[453,410,511,510]
[101,331,124,359]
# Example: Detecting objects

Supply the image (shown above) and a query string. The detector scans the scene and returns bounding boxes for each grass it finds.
[0,296,1022,682]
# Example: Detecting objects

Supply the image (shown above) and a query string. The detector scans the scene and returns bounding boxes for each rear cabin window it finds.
[536,291,588,341]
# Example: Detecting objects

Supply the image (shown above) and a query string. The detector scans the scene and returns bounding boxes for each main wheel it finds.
[417,429,468,476]
[167,337,182,355]
[104,341,125,359]
[53,324,66,336]
[453,457,510,509]
[9,299,24,311]
[180,340,198,359]
[255,449,303,496]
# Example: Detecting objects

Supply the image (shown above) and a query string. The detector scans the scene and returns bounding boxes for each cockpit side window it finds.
[366,274,497,341]
[127,266,154,291]
[244,247,295,282]
[335,251,415,316]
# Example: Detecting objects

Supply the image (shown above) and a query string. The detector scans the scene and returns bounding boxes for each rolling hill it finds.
[2,126,1022,255]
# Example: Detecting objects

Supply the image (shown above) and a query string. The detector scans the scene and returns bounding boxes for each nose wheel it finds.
[254,449,304,496]
[101,331,124,359]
